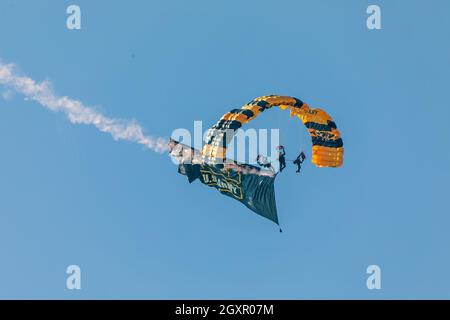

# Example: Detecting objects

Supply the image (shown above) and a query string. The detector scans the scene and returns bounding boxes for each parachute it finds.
[202,95,344,167]
[170,95,344,228]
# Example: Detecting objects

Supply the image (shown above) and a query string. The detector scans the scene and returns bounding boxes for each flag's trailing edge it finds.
[169,140,279,225]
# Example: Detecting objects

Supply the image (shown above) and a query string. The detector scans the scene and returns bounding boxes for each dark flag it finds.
[178,162,279,225]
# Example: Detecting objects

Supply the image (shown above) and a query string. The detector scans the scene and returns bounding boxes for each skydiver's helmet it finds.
[276,145,284,150]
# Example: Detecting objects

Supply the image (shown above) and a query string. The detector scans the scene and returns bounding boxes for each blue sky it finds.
[0,0,449,299]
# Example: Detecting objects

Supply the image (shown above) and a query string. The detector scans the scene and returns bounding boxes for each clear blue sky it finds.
[0,0,449,299]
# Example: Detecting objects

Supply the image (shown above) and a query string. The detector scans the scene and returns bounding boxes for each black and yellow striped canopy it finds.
[202,95,344,168]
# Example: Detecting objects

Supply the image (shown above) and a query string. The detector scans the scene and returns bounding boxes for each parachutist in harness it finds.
[277,146,286,172]
[293,151,306,173]
[256,155,274,173]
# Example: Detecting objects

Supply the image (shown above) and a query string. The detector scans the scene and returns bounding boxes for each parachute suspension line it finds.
[272,107,279,171]
[299,119,304,163]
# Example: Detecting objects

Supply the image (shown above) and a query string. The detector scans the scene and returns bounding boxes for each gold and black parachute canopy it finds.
[202,95,344,168]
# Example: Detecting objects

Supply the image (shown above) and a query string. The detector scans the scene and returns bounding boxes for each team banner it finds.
[178,162,279,225]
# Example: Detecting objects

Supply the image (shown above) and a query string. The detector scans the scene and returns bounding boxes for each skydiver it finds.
[257,154,273,169]
[293,151,306,173]
[277,146,286,172]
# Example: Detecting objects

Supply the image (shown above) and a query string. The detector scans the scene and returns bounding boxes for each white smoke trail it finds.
[0,62,169,153]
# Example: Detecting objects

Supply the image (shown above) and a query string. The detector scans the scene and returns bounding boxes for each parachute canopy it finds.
[202,95,344,167]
